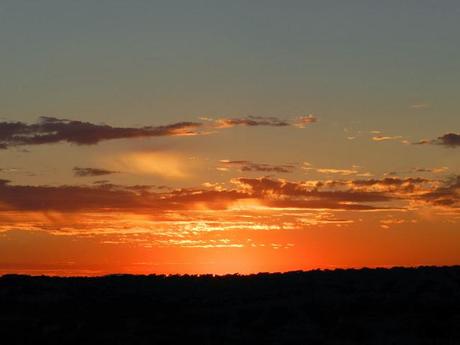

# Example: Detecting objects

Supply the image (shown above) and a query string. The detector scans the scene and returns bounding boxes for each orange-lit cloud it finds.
[372,135,403,142]
[294,114,317,128]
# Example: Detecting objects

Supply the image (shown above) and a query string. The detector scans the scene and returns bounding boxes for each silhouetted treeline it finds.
[1,266,460,345]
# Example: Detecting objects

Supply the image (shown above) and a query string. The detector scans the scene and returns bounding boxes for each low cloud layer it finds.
[0,175,457,214]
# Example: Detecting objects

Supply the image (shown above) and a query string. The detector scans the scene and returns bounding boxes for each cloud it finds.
[0,179,145,212]
[412,167,449,174]
[418,176,460,208]
[433,133,460,148]
[211,115,317,129]
[0,115,318,149]
[316,168,359,176]
[302,163,372,177]
[1,175,456,216]
[233,177,392,204]
[213,116,290,129]
[73,167,119,177]
[0,117,203,149]
[410,103,430,110]
[349,177,434,194]
[218,160,296,173]
[372,135,403,142]
[414,133,460,148]
[294,115,317,128]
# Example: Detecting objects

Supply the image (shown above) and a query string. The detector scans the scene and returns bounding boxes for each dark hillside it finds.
[1,266,460,344]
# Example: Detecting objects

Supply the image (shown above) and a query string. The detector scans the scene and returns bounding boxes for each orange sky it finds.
[1,2,460,275]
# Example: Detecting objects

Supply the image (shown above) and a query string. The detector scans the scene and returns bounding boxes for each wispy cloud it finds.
[107,151,192,179]
[372,135,403,142]
[316,168,359,176]
[410,103,430,110]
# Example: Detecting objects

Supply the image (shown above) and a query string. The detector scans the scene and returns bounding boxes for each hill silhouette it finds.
[1,266,460,344]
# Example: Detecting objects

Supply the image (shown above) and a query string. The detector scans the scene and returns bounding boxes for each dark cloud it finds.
[434,133,460,148]
[73,167,119,177]
[0,117,202,149]
[219,160,296,173]
[415,133,460,147]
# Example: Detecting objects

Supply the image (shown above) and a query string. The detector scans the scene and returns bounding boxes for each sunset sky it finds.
[1,1,459,275]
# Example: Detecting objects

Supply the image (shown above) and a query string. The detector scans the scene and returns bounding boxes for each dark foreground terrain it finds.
[1,267,460,345]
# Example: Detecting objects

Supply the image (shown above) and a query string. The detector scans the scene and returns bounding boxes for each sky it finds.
[0,0,459,275]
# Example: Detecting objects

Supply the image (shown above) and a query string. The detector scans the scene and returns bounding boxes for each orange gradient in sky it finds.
[1,196,459,276]
[1,172,460,275]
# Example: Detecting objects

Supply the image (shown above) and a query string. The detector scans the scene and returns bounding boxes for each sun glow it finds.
[109,151,190,178]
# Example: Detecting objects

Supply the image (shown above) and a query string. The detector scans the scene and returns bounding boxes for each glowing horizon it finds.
[1,1,459,275]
